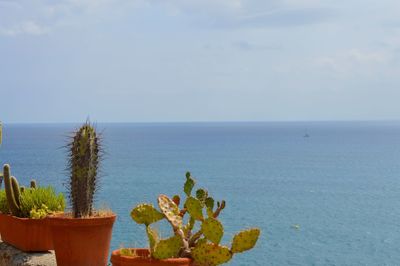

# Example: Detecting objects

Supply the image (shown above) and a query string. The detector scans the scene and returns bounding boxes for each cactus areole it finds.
[68,122,101,218]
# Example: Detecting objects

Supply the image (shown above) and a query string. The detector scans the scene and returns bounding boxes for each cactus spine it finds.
[68,122,101,218]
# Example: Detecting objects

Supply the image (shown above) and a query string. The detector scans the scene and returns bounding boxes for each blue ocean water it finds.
[1,121,400,265]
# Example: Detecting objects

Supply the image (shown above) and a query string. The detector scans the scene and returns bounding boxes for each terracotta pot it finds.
[111,248,193,266]
[0,214,52,252]
[48,214,116,266]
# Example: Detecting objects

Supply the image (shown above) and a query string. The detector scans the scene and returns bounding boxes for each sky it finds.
[1,0,400,123]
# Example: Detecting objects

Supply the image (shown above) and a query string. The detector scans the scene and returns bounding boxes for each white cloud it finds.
[315,49,388,75]
[0,21,49,36]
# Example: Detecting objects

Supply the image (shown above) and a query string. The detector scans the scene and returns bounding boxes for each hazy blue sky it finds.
[1,0,400,122]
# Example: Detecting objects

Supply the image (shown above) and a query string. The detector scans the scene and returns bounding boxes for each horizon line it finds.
[2,119,400,124]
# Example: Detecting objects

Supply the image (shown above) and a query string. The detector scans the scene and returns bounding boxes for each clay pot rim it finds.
[48,213,116,226]
[0,213,48,221]
[111,248,193,263]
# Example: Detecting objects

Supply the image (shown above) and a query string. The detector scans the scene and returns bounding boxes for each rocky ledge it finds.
[0,241,56,266]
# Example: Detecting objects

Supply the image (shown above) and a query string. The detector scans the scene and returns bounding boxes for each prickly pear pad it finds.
[201,217,224,245]
[196,188,208,204]
[158,194,182,228]
[231,228,260,253]
[131,204,164,225]
[192,241,232,266]
[185,196,203,221]
[146,225,158,251]
[153,235,182,259]
[184,172,195,196]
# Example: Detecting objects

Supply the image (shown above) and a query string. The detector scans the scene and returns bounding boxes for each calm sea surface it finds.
[1,121,400,265]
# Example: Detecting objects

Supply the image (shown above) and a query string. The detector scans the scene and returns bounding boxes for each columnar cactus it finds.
[67,122,101,218]
[4,164,21,216]
[130,172,260,265]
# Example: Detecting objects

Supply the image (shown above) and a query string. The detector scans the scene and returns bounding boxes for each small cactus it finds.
[30,180,37,189]
[3,164,40,217]
[67,122,101,218]
[4,164,21,216]
[129,172,260,265]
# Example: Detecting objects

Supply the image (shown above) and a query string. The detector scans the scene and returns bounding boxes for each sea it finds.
[1,121,400,266]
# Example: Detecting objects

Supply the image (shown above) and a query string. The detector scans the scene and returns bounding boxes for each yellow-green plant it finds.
[0,189,8,214]
[20,187,65,218]
[2,164,65,218]
[130,172,260,265]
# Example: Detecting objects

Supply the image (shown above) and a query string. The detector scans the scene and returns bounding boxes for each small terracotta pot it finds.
[111,248,193,266]
[0,214,52,252]
[48,214,116,266]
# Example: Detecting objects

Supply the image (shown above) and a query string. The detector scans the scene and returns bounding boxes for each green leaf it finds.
[201,217,224,245]
[130,204,164,225]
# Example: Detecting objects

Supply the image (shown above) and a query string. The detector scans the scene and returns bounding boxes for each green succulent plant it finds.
[130,172,260,265]
[67,122,101,218]
[2,164,65,218]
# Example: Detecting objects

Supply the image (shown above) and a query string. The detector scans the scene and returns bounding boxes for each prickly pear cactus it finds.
[67,122,101,218]
[231,228,261,253]
[129,172,260,265]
